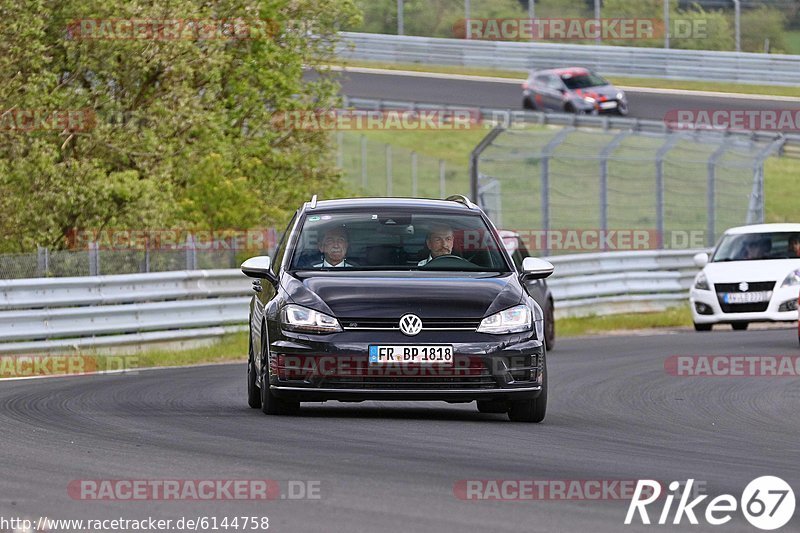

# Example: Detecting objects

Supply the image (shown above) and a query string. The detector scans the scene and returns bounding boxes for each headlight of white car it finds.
[477,305,532,334]
[281,304,342,333]
[780,269,800,287]
[694,272,710,290]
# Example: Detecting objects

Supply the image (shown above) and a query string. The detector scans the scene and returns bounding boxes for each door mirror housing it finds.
[693,252,709,268]
[241,256,278,285]
[521,257,555,280]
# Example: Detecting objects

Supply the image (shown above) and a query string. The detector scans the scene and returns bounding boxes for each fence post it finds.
[88,242,99,276]
[439,160,446,198]
[707,143,730,247]
[748,137,786,224]
[336,131,344,169]
[598,130,633,249]
[360,134,368,191]
[411,151,418,197]
[36,246,48,277]
[655,135,681,248]
[397,0,404,35]
[385,144,392,196]
[469,123,505,202]
[540,128,574,255]
[186,233,197,270]
[663,0,670,49]
[144,236,151,273]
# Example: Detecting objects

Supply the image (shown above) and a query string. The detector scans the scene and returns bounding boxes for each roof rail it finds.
[309,194,318,209]
[445,194,477,209]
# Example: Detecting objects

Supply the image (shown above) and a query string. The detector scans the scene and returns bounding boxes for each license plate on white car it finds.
[369,345,453,364]
[722,291,772,304]
[599,101,618,109]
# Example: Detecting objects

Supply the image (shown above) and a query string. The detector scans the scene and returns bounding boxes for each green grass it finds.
[785,30,800,55]
[335,60,800,98]
[0,332,248,379]
[557,306,692,337]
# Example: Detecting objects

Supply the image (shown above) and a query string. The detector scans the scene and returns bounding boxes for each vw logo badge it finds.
[399,314,423,336]
[739,282,749,292]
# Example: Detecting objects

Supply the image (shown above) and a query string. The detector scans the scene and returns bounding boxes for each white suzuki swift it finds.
[690,224,800,331]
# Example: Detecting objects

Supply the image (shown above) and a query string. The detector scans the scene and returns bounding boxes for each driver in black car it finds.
[418,224,455,266]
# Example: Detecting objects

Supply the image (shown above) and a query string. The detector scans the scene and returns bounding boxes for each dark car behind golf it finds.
[522,67,628,115]
[241,196,554,422]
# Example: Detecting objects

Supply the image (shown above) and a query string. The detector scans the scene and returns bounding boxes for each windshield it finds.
[561,72,608,89]
[288,210,510,272]
[712,232,800,262]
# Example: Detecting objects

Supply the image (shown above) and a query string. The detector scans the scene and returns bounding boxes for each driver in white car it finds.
[418,224,454,266]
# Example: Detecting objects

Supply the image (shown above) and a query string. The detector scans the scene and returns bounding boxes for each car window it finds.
[287,210,510,272]
[546,76,563,90]
[534,74,549,86]
[561,72,608,89]
[272,212,297,273]
[712,231,800,261]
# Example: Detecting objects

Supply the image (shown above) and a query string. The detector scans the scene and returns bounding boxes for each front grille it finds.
[340,317,480,331]
[715,281,774,313]
[276,355,497,390]
[719,302,770,313]
[714,281,775,293]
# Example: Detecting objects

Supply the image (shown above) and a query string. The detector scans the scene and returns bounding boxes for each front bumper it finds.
[690,285,800,324]
[267,329,544,402]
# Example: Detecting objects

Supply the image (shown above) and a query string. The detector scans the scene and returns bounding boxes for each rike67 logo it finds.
[625,477,795,530]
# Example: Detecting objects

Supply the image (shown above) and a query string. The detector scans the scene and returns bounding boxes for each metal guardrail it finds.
[547,249,704,317]
[0,270,251,353]
[338,32,800,86]
[0,251,704,352]
[343,96,800,158]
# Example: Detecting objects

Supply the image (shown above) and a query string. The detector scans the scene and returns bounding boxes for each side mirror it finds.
[241,256,278,285]
[693,252,709,268]
[521,257,554,280]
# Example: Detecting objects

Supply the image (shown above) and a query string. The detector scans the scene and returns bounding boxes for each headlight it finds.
[477,304,532,334]
[781,269,800,287]
[616,91,625,100]
[582,96,596,103]
[694,272,710,290]
[281,304,342,334]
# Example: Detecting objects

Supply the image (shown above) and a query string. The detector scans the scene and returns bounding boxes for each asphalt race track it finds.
[308,69,800,122]
[1,328,798,532]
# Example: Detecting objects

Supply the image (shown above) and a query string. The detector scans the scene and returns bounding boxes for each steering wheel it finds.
[421,254,473,267]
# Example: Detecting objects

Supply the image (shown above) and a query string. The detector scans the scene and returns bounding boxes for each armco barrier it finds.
[547,249,705,317]
[0,251,705,352]
[338,32,800,86]
[0,270,251,354]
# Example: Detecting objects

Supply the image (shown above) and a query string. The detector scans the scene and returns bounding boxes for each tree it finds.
[0,0,360,252]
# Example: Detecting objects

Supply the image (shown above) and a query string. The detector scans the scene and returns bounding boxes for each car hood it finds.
[282,272,523,319]
[571,84,620,100]
[703,258,800,283]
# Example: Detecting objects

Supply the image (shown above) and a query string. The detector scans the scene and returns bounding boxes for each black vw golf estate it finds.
[242,196,554,422]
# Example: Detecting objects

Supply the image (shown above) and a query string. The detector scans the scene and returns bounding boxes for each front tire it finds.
[523,95,536,110]
[616,101,629,116]
[259,325,300,416]
[544,298,556,351]
[247,336,261,409]
[694,322,713,331]
[508,351,547,423]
